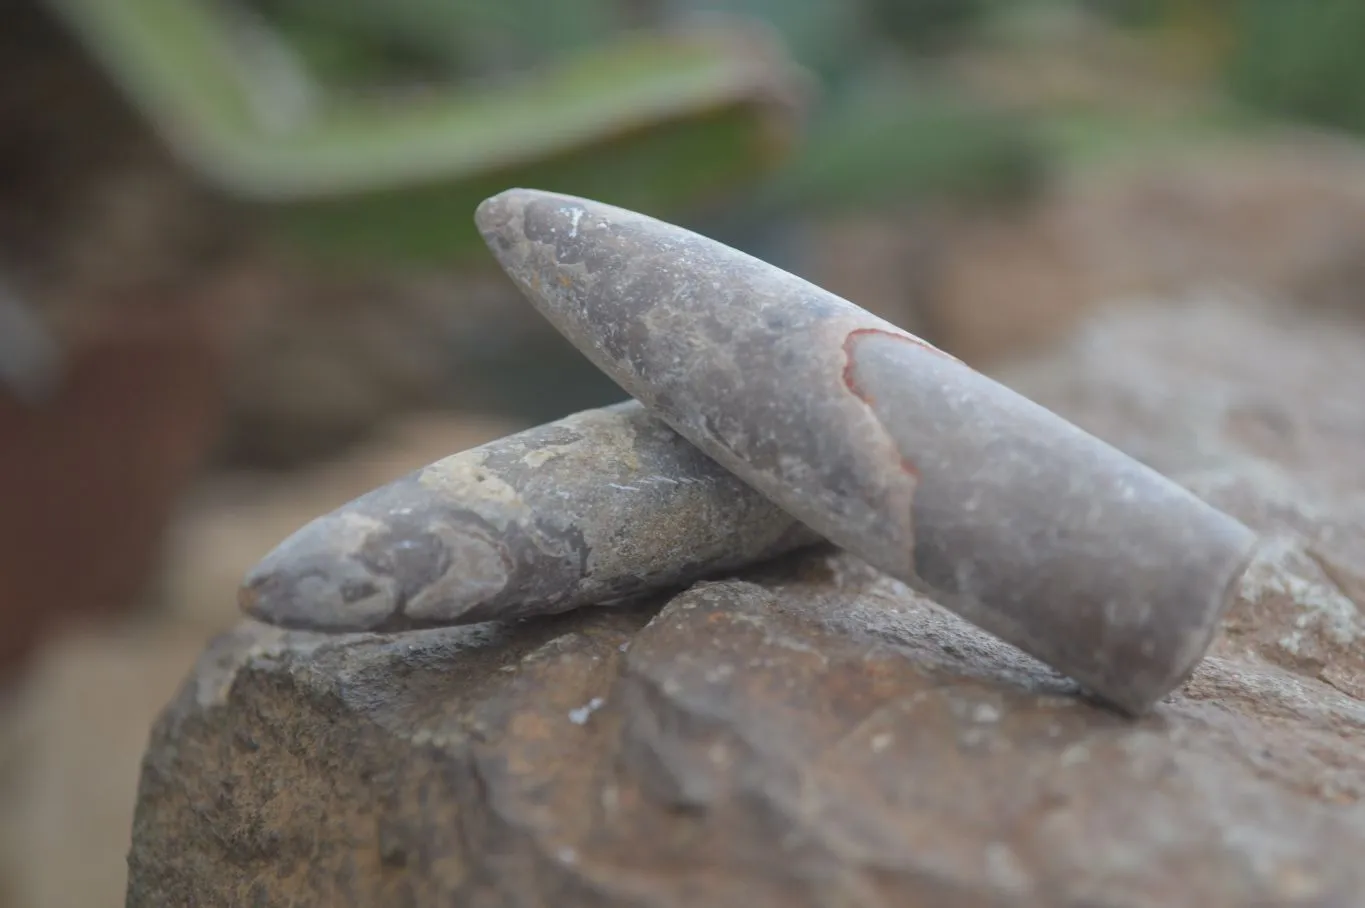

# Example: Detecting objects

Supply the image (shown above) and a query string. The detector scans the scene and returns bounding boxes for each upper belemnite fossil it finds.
[239,400,821,632]
[474,187,1260,715]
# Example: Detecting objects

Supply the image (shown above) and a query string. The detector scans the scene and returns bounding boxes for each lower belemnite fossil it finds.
[239,400,821,632]
[474,187,1261,715]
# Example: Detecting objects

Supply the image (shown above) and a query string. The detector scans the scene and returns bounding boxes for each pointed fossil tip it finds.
[237,557,314,630]
[474,187,551,245]
[474,188,535,268]
[473,188,519,234]
[235,553,330,632]
[235,516,404,633]
[474,187,611,256]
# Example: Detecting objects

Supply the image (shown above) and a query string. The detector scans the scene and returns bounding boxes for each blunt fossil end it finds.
[476,187,1259,716]
[239,515,408,633]
[239,478,516,634]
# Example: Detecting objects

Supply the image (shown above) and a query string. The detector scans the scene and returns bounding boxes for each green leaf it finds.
[44,0,807,264]
[758,79,1045,213]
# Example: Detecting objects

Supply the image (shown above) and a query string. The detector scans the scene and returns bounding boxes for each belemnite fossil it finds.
[240,400,820,632]
[470,188,1259,715]
[241,188,1259,717]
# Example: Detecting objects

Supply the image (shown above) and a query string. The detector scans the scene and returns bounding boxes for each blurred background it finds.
[2,0,1365,903]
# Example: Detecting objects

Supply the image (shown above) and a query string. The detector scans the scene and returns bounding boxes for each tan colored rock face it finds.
[128,298,1365,906]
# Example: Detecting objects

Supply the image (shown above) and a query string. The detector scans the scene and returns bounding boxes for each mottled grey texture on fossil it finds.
[239,399,822,632]
[474,187,1260,715]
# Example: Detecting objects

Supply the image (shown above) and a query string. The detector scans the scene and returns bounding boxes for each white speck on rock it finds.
[1243,535,1362,653]
[962,728,988,747]
[568,697,606,725]
[972,703,1002,723]
[1060,743,1089,766]
[705,665,735,683]
[985,842,1032,893]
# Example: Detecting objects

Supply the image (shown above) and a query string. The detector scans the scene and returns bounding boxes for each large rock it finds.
[127,297,1365,906]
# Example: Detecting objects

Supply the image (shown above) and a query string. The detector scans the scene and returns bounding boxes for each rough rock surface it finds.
[127,297,1365,907]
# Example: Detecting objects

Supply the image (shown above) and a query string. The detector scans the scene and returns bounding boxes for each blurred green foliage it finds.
[74,0,1365,268]
[269,105,779,263]
[759,83,1042,213]
[254,0,627,86]
[46,0,805,267]
[673,0,863,85]
[699,0,1042,213]
[1077,0,1365,139]
[863,0,1000,55]
[46,0,1054,268]
[45,0,1365,269]
[1223,0,1365,137]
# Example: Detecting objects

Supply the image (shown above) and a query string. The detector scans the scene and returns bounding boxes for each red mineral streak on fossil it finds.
[839,327,953,480]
